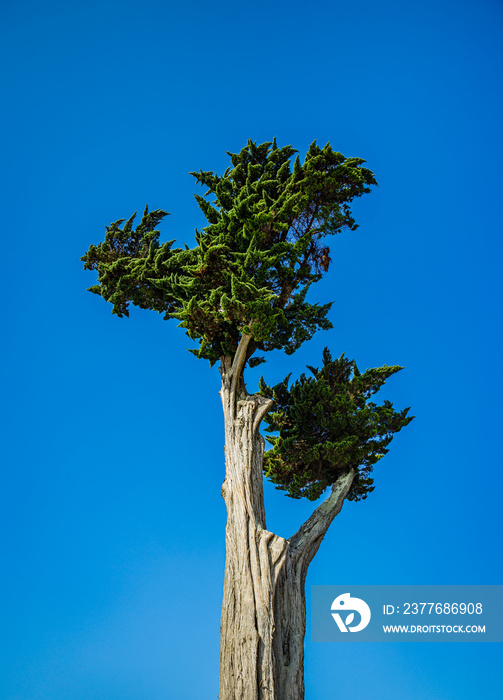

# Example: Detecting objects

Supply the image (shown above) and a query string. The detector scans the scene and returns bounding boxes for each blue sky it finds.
[1,0,502,698]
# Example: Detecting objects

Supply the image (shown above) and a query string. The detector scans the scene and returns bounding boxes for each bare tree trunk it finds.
[218,339,354,700]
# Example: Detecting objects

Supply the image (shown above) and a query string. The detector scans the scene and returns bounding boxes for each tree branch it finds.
[230,333,252,396]
[288,469,355,567]
[252,396,273,435]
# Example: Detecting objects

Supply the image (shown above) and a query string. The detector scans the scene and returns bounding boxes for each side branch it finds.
[230,333,252,396]
[252,396,273,435]
[289,470,355,566]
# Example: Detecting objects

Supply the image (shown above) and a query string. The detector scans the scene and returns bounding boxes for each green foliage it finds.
[259,348,413,501]
[82,206,185,318]
[82,139,376,364]
[83,139,412,503]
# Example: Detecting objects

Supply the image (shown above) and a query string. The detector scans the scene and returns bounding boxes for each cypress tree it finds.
[82,139,412,700]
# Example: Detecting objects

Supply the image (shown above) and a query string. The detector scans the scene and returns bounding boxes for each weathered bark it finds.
[218,336,354,700]
[271,473,355,698]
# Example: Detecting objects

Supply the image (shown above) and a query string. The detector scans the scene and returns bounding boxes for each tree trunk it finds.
[218,341,354,700]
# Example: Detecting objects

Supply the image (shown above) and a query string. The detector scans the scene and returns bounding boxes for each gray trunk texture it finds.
[218,341,354,700]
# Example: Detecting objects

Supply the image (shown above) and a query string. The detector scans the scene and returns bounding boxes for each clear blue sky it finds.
[1,0,502,698]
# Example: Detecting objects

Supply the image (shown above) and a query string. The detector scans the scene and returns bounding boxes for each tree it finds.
[82,139,413,700]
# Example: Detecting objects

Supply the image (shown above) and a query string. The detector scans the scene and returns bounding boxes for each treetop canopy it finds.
[82,139,376,365]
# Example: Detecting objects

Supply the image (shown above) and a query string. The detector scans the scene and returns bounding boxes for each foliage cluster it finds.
[82,139,376,365]
[260,349,413,501]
